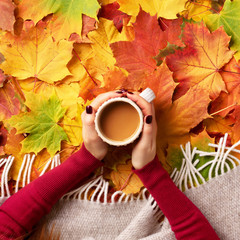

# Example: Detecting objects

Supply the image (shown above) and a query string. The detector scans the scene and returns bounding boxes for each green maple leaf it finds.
[204,0,240,60]
[6,92,68,156]
[18,0,100,41]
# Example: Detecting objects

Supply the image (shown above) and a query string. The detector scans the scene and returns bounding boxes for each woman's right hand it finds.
[81,91,123,161]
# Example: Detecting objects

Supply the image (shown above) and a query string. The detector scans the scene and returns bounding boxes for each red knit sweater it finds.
[0,144,219,239]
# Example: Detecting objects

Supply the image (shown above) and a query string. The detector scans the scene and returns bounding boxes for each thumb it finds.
[82,105,96,130]
[138,115,154,147]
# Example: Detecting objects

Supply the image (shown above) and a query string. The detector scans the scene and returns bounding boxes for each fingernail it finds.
[146,115,152,124]
[116,90,123,94]
[86,105,93,114]
[121,88,128,93]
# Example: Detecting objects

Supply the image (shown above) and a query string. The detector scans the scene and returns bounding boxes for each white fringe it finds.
[1,133,240,214]
[0,156,14,197]
[171,133,240,191]
[0,153,62,194]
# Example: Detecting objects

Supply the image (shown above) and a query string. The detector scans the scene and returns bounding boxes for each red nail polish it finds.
[116,90,123,94]
[146,115,152,124]
[86,105,93,114]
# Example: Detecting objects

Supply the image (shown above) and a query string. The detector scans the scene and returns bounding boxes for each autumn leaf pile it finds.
[1,0,240,195]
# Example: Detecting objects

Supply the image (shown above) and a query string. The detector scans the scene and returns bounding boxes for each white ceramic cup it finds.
[95,88,155,146]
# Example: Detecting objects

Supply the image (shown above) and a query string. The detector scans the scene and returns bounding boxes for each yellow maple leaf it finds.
[117,0,187,19]
[18,0,100,41]
[0,21,72,83]
[67,18,133,101]
[4,129,25,181]
[110,160,143,194]
[181,0,212,21]
[62,103,86,146]
[88,18,133,67]
[19,78,84,119]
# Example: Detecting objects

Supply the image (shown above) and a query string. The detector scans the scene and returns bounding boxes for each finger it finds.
[81,106,95,127]
[126,92,152,116]
[90,91,123,111]
[138,115,155,148]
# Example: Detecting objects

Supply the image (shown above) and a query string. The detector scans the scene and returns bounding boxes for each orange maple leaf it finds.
[166,22,234,100]
[209,58,240,117]
[110,159,143,194]
[156,87,211,170]
[143,60,177,111]
[111,10,183,75]
[0,0,15,32]
[0,81,21,121]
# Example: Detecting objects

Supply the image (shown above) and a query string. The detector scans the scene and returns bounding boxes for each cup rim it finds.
[94,97,144,146]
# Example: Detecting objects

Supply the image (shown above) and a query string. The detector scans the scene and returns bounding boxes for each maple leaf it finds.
[30,148,51,182]
[230,106,240,143]
[67,18,133,101]
[93,66,129,94]
[59,141,80,163]
[103,145,131,171]
[181,0,213,22]
[190,131,216,182]
[156,87,211,170]
[111,10,167,75]
[6,92,68,156]
[0,21,73,83]
[19,77,85,119]
[203,115,235,136]
[209,57,240,117]
[0,69,7,87]
[166,22,234,100]
[0,0,15,32]
[110,159,143,194]
[88,17,134,64]
[98,0,117,5]
[0,81,21,121]
[4,128,25,180]
[62,103,85,147]
[143,60,177,111]
[0,123,8,156]
[116,0,186,19]
[68,15,97,43]
[167,131,215,182]
[98,2,131,31]
[111,10,184,76]
[18,0,100,41]
[204,0,240,60]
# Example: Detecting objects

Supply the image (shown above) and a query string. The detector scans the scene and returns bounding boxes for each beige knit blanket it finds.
[1,133,240,239]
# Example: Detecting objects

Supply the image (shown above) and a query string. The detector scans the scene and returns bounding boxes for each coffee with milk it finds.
[99,101,140,141]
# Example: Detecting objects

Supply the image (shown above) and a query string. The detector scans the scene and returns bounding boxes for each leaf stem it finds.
[210,103,237,116]
[189,0,220,14]
[73,49,98,86]
[120,172,134,191]
[58,122,82,128]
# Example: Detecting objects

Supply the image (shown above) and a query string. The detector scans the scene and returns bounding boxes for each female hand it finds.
[127,92,157,170]
[81,91,123,160]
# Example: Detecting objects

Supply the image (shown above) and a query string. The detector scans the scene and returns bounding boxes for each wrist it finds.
[83,142,106,161]
[132,155,156,170]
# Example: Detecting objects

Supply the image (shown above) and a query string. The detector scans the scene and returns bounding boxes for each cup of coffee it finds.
[95,88,155,146]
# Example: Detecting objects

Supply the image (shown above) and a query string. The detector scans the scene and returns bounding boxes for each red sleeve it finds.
[0,144,104,240]
[132,155,220,240]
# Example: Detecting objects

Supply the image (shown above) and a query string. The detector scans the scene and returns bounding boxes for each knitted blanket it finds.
[1,133,240,239]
